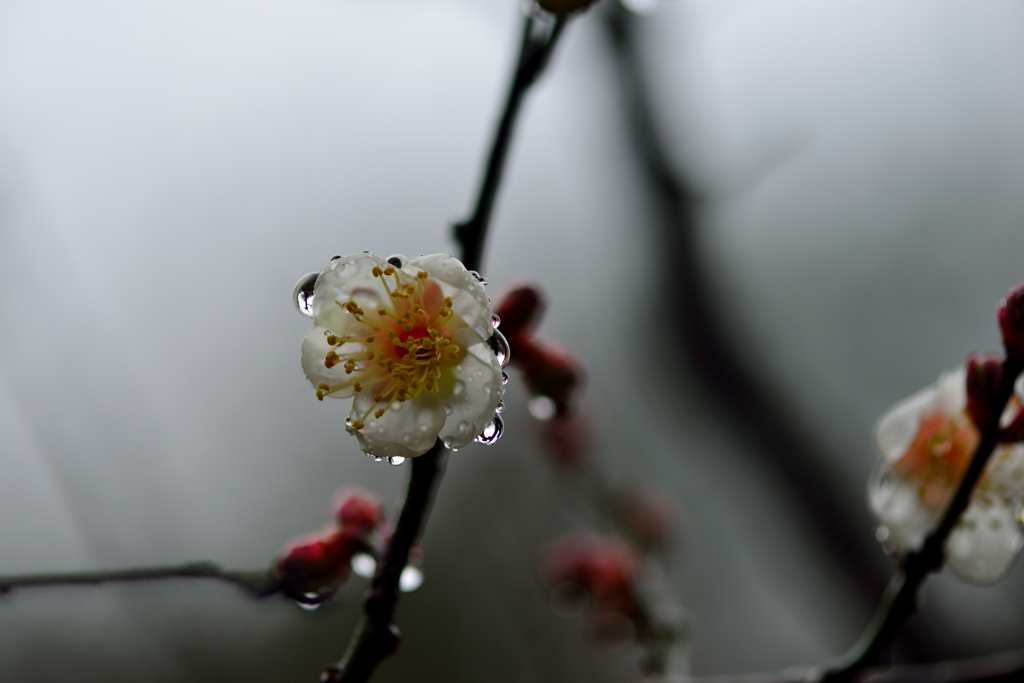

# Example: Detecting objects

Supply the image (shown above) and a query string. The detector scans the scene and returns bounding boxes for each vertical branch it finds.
[326,9,571,683]
[454,13,568,273]
[325,442,446,683]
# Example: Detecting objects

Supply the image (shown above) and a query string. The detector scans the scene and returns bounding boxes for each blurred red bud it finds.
[999,283,1024,357]
[274,527,367,594]
[540,412,592,468]
[494,284,546,340]
[537,0,601,16]
[543,534,640,618]
[333,487,385,532]
[515,337,584,416]
[966,352,1005,430]
[619,486,679,551]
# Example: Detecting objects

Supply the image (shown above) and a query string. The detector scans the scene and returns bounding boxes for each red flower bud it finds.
[540,412,592,468]
[966,352,1005,430]
[542,534,640,618]
[618,486,679,551]
[493,285,546,341]
[514,337,584,417]
[274,527,366,594]
[333,487,385,532]
[537,0,601,16]
[999,283,1024,357]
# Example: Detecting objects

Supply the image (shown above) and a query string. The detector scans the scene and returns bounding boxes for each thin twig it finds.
[323,441,447,683]
[453,12,568,273]
[0,562,281,599]
[822,357,1024,682]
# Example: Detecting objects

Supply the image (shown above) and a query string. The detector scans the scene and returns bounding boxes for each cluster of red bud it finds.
[274,487,386,603]
[494,285,587,466]
[966,283,1024,440]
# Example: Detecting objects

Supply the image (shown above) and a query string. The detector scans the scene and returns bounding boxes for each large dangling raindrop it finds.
[293,272,319,317]
[476,414,504,445]
[487,330,511,368]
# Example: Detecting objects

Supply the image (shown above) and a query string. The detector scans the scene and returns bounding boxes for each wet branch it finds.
[453,12,568,274]
[323,441,446,683]
[0,562,281,599]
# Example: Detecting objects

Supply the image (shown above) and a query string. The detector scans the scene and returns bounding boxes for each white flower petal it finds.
[945,498,1024,585]
[984,443,1024,498]
[406,253,492,340]
[873,367,966,464]
[300,252,503,458]
[352,392,446,460]
[868,474,938,553]
[438,327,503,450]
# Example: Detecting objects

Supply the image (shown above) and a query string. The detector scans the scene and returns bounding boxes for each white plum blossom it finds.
[869,366,1024,584]
[301,252,503,460]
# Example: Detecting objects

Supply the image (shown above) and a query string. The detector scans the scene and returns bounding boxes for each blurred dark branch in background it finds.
[601,2,927,655]
[0,562,280,599]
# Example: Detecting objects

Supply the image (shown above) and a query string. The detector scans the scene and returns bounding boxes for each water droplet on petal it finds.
[351,553,376,578]
[469,270,487,286]
[458,421,470,433]
[475,415,504,445]
[297,601,320,611]
[528,396,556,421]
[387,255,404,268]
[331,254,342,261]
[293,272,319,317]
[495,400,505,414]
[454,381,465,396]
[345,418,357,435]
[390,456,406,466]
[399,565,423,592]
[491,313,501,329]
[502,371,510,385]
[374,457,383,463]
[444,404,452,415]
[487,330,511,367]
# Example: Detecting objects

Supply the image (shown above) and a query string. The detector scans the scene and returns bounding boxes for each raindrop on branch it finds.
[293,272,319,317]
[351,553,377,579]
[399,565,424,592]
[528,396,556,421]
[476,415,504,445]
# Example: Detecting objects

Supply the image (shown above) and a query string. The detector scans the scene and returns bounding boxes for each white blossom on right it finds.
[869,366,1024,584]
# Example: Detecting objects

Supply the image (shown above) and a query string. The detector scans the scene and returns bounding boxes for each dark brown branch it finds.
[0,562,281,599]
[822,356,1024,682]
[323,440,447,683]
[453,12,568,273]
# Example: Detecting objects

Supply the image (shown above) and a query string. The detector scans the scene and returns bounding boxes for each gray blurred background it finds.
[1,0,1023,680]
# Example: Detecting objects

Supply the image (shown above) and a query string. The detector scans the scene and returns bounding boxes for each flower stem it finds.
[453,12,568,273]
[324,440,447,683]
[822,356,1024,682]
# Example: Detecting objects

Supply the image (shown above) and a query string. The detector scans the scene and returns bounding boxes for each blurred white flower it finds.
[869,367,1024,584]
[301,252,503,460]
